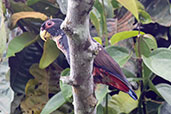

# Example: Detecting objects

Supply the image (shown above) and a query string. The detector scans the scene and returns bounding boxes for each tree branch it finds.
[61,0,98,114]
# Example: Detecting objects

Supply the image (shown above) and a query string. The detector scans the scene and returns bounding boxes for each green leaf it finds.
[138,9,152,24]
[39,40,60,69]
[148,80,162,98]
[158,102,171,114]
[60,81,72,101]
[90,8,101,36]
[27,0,40,6]
[61,68,70,76]
[7,32,37,57]
[110,31,145,45]
[60,68,72,101]
[93,0,108,41]
[93,37,102,45]
[96,104,104,114]
[142,48,171,82]
[117,0,139,20]
[135,34,157,57]
[108,88,140,114]
[41,91,66,114]
[95,84,109,107]
[105,46,132,67]
[156,84,171,105]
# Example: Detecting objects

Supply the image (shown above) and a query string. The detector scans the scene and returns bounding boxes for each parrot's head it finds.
[40,18,69,62]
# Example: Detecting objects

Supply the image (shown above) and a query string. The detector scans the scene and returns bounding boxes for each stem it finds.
[137,23,148,114]
[101,0,108,46]
[105,93,108,114]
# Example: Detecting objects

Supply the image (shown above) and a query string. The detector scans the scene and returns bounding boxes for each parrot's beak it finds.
[40,29,51,41]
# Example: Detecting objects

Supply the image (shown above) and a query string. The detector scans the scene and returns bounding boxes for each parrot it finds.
[40,18,137,100]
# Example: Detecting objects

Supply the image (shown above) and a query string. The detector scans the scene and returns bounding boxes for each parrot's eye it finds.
[45,20,54,29]
[47,22,52,26]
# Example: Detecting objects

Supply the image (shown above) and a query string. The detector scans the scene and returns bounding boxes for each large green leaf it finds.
[117,0,152,23]
[110,31,145,45]
[108,88,140,114]
[39,40,60,69]
[142,48,171,82]
[95,84,109,108]
[156,84,171,105]
[41,91,66,114]
[158,102,171,114]
[117,0,139,20]
[7,32,37,57]
[105,46,132,67]
[135,34,157,57]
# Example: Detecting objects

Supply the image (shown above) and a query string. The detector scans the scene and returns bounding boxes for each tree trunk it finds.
[61,0,98,114]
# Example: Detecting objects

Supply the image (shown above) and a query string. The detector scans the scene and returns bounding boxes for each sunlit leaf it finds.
[156,84,171,105]
[105,46,132,67]
[61,68,70,76]
[93,37,102,45]
[41,91,66,114]
[117,0,139,20]
[11,11,48,27]
[39,40,60,69]
[110,31,145,45]
[142,48,171,82]
[108,88,140,114]
[7,32,37,57]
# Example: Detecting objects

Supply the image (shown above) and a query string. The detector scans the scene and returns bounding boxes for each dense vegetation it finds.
[0,0,171,114]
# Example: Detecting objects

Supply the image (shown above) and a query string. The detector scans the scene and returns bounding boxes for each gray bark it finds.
[61,0,98,114]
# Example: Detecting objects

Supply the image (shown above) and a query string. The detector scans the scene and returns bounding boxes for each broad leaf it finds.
[105,46,132,67]
[93,37,102,45]
[138,9,152,24]
[156,84,171,105]
[110,31,145,45]
[117,0,152,23]
[41,91,66,114]
[158,102,171,114]
[148,80,162,97]
[108,88,140,114]
[135,34,157,57]
[142,48,171,82]
[117,0,139,20]
[11,11,48,27]
[39,40,60,69]
[95,84,109,107]
[7,32,37,57]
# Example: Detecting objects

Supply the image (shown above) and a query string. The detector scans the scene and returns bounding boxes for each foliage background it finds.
[0,0,171,114]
